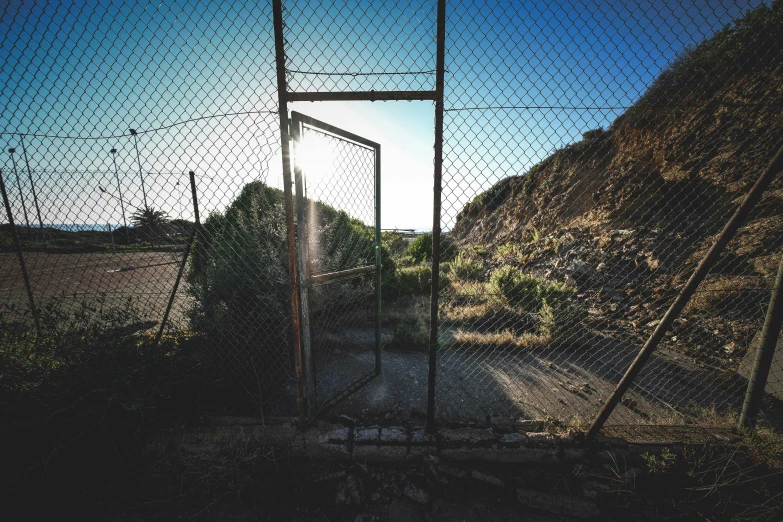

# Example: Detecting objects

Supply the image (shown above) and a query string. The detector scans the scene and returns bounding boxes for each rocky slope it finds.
[451,2,783,369]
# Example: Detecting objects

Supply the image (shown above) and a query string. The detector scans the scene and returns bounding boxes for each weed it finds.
[493,242,520,261]
[641,448,677,474]
[529,226,541,243]
[448,251,484,281]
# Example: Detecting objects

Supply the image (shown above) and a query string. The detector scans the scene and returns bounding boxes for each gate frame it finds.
[290,111,382,418]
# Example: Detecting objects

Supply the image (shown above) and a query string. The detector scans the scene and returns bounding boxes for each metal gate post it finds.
[739,250,783,430]
[375,146,382,375]
[290,115,317,417]
[426,0,446,435]
[272,0,307,421]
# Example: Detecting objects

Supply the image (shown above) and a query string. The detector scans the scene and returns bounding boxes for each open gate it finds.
[290,112,382,418]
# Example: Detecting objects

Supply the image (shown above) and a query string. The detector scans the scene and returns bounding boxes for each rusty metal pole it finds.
[0,169,41,337]
[273,0,306,421]
[426,0,446,435]
[155,229,195,344]
[20,136,45,236]
[585,142,783,441]
[155,172,200,344]
[7,148,31,231]
[739,250,783,430]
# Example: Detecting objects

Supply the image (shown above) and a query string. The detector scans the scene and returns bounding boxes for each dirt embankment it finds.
[451,3,783,368]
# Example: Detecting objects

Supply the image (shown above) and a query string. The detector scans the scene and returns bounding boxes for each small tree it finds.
[130,206,169,247]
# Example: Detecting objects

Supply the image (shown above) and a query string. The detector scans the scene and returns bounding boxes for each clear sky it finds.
[0,0,765,230]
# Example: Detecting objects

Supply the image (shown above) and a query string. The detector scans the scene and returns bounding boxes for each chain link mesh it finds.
[1,1,295,415]
[438,0,783,433]
[2,0,782,433]
[295,121,378,411]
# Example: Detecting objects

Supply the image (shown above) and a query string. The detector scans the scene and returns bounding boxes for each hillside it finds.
[451,1,783,369]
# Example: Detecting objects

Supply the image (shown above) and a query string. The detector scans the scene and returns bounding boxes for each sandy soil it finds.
[0,250,192,328]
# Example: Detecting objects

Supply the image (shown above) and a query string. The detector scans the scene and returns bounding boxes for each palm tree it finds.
[130,206,169,247]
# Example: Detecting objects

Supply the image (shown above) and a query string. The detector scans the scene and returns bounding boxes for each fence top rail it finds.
[291,111,380,151]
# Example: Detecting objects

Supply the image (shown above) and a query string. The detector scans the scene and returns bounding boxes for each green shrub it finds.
[448,252,483,281]
[538,300,588,344]
[407,234,433,263]
[394,265,432,296]
[488,266,584,342]
[188,181,389,384]
[381,231,408,258]
[406,233,457,263]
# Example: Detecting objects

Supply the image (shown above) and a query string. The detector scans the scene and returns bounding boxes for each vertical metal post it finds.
[108,223,116,254]
[7,148,31,230]
[586,142,783,441]
[291,116,316,417]
[130,130,148,209]
[20,136,44,235]
[375,145,382,375]
[739,251,783,430]
[155,171,201,344]
[189,171,207,298]
[0,170,41,337]
[155,229,195,344]
[110,148,127,236]
[426,0,446,434]
[273,0,307,421]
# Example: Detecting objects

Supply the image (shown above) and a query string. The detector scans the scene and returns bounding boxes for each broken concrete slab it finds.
[355,427,381,444]
[439,428,496,446]
[380,427,408,444]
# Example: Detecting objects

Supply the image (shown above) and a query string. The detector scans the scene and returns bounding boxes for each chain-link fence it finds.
[2,0,783,436]
[436,0,783,435]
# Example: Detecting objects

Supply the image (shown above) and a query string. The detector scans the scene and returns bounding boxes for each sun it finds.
[297,132,335,188]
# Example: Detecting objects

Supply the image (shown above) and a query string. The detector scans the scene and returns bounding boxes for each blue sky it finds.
[0,0,764,230]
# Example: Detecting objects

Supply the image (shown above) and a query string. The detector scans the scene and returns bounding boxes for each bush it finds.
[488,266,584,342]
[393,265,433,296]
[406,232,457,263]
[188,181,389,387]
[489,266,572,311]
[448,251,483,281]
[538,300,588,344]
[381,231,408,258]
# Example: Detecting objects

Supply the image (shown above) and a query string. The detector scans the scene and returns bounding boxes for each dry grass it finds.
[443,300,502,324]
[452,328,548,348]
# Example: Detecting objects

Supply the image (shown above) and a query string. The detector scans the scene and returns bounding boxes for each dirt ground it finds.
[322,331,750,428]
[0,250,192,328]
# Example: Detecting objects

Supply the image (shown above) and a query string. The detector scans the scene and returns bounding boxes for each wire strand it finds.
[1,110,277,141]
